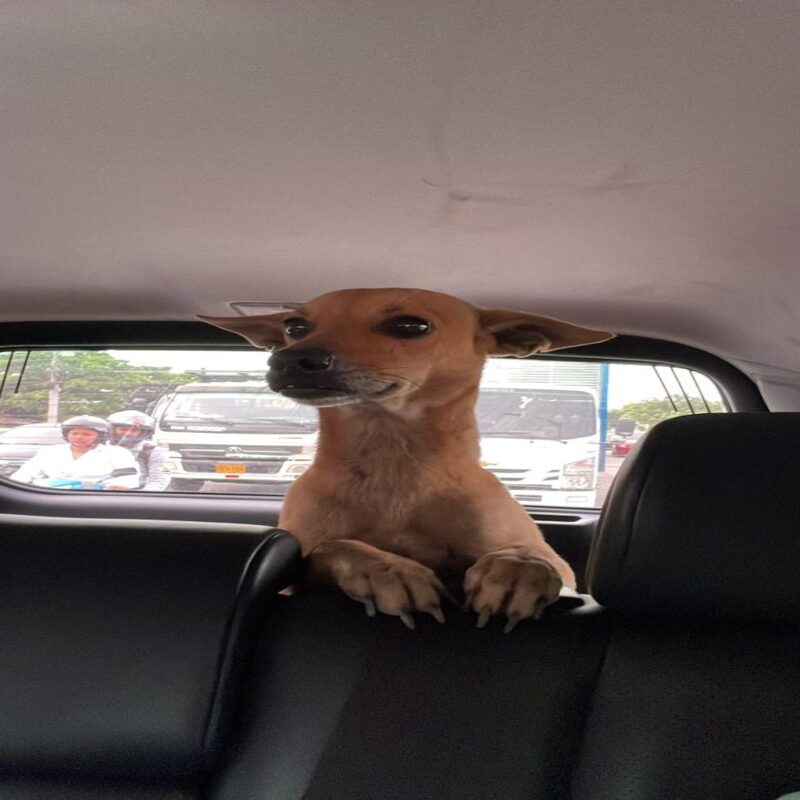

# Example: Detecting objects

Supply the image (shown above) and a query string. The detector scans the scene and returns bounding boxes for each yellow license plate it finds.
[215,463,247,473]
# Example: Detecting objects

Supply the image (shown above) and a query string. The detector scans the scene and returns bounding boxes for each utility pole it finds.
[47,353,61,423]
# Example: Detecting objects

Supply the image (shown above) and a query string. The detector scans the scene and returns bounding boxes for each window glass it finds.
[0,349,727,506]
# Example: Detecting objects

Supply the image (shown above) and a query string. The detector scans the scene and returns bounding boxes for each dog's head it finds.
[199,288,613,408]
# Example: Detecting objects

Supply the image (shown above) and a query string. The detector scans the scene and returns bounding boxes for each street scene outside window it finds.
[0,349,726,507]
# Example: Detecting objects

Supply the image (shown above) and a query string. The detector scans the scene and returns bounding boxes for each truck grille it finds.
[176,445,304,459]
[486,468,559,489]
[184,461,282,474]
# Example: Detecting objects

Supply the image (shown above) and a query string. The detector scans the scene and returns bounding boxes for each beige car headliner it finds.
[1,2,798,407]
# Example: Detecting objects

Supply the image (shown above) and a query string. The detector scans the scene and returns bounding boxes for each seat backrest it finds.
[213,587,608,800]
[573,413,800,800]
[0,514,300,799]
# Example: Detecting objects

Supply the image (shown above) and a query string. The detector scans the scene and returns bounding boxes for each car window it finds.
[0,349,726,507]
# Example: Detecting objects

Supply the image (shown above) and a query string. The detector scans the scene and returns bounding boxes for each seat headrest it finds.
[587,413,800,623]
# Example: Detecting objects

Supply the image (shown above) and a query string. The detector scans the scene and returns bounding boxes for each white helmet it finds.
[107,410,155,445]
[61,415,111,443]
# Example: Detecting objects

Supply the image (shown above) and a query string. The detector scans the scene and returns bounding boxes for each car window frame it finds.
[0,320,766,527]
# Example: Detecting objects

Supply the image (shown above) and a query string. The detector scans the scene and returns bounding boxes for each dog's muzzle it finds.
[267,347,401,406]
[267,347,345,400]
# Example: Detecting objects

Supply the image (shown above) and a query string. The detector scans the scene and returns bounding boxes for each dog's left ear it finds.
[196,313,286,350]
[479,309,614,356]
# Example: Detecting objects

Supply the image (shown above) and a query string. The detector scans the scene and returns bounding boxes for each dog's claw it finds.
[462,590,475,612]
[476,606,492,629]
[358,597,376,617]
[503,613,521,633]
[400,611,416,629]
[429,606,446,624]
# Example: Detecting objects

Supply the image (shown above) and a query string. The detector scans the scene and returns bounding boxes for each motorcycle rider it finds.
[11,415,140,489]
[106,410,172,491]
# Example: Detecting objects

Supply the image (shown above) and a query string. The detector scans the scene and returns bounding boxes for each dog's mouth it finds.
[280,386,352,407]
[272,377,401,407]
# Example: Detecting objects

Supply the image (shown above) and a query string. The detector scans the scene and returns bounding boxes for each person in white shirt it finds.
[11,415,140,490]
[106,409,172,491]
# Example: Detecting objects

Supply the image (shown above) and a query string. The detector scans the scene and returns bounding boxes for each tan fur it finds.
[199,288,613,631]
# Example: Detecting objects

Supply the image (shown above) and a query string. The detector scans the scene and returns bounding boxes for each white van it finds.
[151,382,318,491]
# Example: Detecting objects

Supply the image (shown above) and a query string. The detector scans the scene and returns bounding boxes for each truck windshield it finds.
[476,388,596,440]
[163,392,317,431]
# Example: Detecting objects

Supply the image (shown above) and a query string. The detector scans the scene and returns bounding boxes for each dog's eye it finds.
[284,317,311,340]
[377,315,434,339]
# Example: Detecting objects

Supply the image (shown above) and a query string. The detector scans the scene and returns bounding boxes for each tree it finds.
[0,351,197,422]
[608,395,724,431]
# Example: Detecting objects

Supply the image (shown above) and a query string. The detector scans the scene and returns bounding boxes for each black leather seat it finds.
[212,586,608,800]
[0,514,300,799]
[8,412,798,800]
[573,413,800,800]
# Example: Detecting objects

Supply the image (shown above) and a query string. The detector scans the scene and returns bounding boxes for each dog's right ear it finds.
[196,314,286,350]
[479,308,614,356]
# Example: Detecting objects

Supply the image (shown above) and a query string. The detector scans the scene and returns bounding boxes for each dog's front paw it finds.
[351,558,449,629]
[463,551,562,633]
[316,543,450,629]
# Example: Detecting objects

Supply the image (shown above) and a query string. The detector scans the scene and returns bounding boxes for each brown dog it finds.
[200,288,612,631]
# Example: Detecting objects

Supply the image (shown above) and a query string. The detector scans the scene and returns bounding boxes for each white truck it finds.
[150,363,608,505]
[252,377,606,507]
[150,381,318,491]
[476,360,607,508]
[477,385,601,507]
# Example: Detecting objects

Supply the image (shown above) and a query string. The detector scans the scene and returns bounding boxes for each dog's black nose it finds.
[268,347,336,375]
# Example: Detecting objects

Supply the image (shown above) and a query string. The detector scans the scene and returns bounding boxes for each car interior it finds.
[1,3,799,799]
